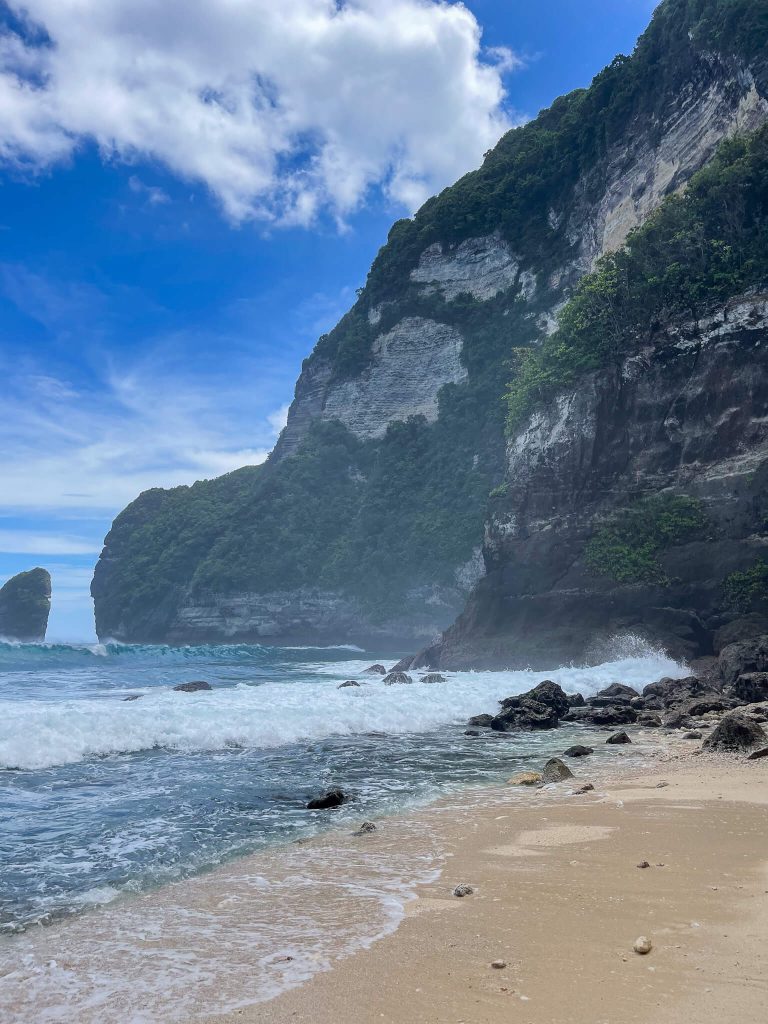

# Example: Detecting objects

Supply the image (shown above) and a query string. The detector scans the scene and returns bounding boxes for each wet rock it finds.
[338,679,361,688]
[306,788,347,810]
[467,713,494,728]
[600,682,640,699]
[703,713,766,753]
[683,730,703,739]
[563,744,594,757]
[173,681,212,692]
[728,672,768,704]
[637,711,662,728]
[507,771,542,786]
[718,636,768,688]
[747,746,768,761]
[453,883,474,897]
[365,664,387,674]
[464,729,480,736]
[541,757,573,784]
[642,676,706,706]
[390,655,414,673]
[355,821,377,834]
[564,704,637,726]
[123,694,143,701]
[523,680,571,718]
[383,670,413,685]
[420,673,446,684]
[573,782,595,794]
[491,698,559,732]
[606,731,631,744]
[633,936,653,955]
[567,692,586,707]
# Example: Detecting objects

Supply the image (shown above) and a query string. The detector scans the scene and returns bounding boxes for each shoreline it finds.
[205,739,768,1024]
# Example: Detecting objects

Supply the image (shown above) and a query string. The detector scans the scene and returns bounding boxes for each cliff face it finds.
[423,295,768,668]
[0,569,51,642]
[92,0,768,647]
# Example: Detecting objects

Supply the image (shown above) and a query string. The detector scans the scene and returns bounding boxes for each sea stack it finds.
[0,568,52,641]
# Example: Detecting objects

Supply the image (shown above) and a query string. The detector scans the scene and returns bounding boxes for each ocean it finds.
[0,637,687,1021]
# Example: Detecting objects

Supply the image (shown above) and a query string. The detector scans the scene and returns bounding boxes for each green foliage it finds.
[585,495,707,584]
[506,124,768,431]
[724,560,768,611]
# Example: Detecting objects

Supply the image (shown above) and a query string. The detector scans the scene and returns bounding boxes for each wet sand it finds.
[208,747,768,1024]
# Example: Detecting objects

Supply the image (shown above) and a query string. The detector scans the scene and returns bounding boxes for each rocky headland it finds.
[0,568,51,642]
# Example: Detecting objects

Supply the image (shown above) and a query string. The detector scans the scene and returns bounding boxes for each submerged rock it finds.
[390,655,414,672]
[541,757,573,783]
[355,821,377,834]
[365,664,387,674]
[306,788,347,810]
[563,744,594,757]
[173,680,212,693]
[123,694,143,701]
[0,568,51,642]
[703,713,766,753]
[420,673,446,684]
[383,670,413,685]
[338,679,361,688]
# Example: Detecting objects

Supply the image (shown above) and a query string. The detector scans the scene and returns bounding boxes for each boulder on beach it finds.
[595,682,639,702]
[606,731,631,744]
[365,664,387,674]
[747,746,768,761]
[637,711,662,727]
[338,680,361,688]
[355,821,377,834]
[567,692,586,707]
[492,698,558,731]
[306,788,347,810]
[383,670,413,685]
[173,681,212,693]
[642,675,706,706]
[564,704,637,726]
[507,771,542,786]
[718,636,768,688]
[728,672,768,704]
[563,744,594,757]
[453,883,473,897]
[541,757,573,783]
[703,713,766,753]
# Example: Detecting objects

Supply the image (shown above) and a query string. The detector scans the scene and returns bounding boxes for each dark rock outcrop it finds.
[718,636,768,687]
[338,680,361,688]
[467,713,494,728]
[366,664,387,674]
[643,676,708,706]
[307,789,347,810]
[173,680,212,693]
[491,680,570,731]
[420,673,447,684]
[597,683,639,701]
[563,744,594,757]
[565,704,637,726]
[729,673,768,703]
[703,713,766,752]
[0,568,51,642]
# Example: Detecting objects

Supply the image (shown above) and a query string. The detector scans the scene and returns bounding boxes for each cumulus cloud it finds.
[0,0,514,223]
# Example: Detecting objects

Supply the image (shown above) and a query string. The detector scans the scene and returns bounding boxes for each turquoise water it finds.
[0,638,686,938]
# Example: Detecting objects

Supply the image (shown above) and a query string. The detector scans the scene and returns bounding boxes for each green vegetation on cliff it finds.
[725,560,768,611]
[506,124,768,431]
[585,495,707,585]
[0,568,51,641]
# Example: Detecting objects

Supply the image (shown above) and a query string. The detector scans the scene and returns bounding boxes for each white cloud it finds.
[0,530,101,554]
[0,0,516,223]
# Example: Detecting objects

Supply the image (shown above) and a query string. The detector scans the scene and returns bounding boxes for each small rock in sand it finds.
[507,771,542,786]
[573,783,595,794]
[491,960,507,970]
[656,782,670,788]
[683,730,702,739]
[453,883,474,897]
[563,744,594,758]
[355,821,376,834]
[747,745,768,760]
[606,731,631,744]
[637,861,650,869]
[633,936,653,955]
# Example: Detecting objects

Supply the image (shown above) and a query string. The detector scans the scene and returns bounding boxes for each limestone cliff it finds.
[92,0,768,647]
[0,569,51,642]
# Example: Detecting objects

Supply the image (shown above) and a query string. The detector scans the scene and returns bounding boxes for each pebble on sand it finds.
[453,883,474,897]
[637,860,650,868]
[491,960,508,969]
[633,936,653,955]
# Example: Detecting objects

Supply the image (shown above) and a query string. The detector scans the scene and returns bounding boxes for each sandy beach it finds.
[207,744,768,1024]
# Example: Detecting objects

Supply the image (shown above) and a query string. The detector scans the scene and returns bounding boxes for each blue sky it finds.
[0,0,656,640]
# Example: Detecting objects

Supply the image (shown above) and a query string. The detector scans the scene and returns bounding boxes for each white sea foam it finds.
[0,641,687,770]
